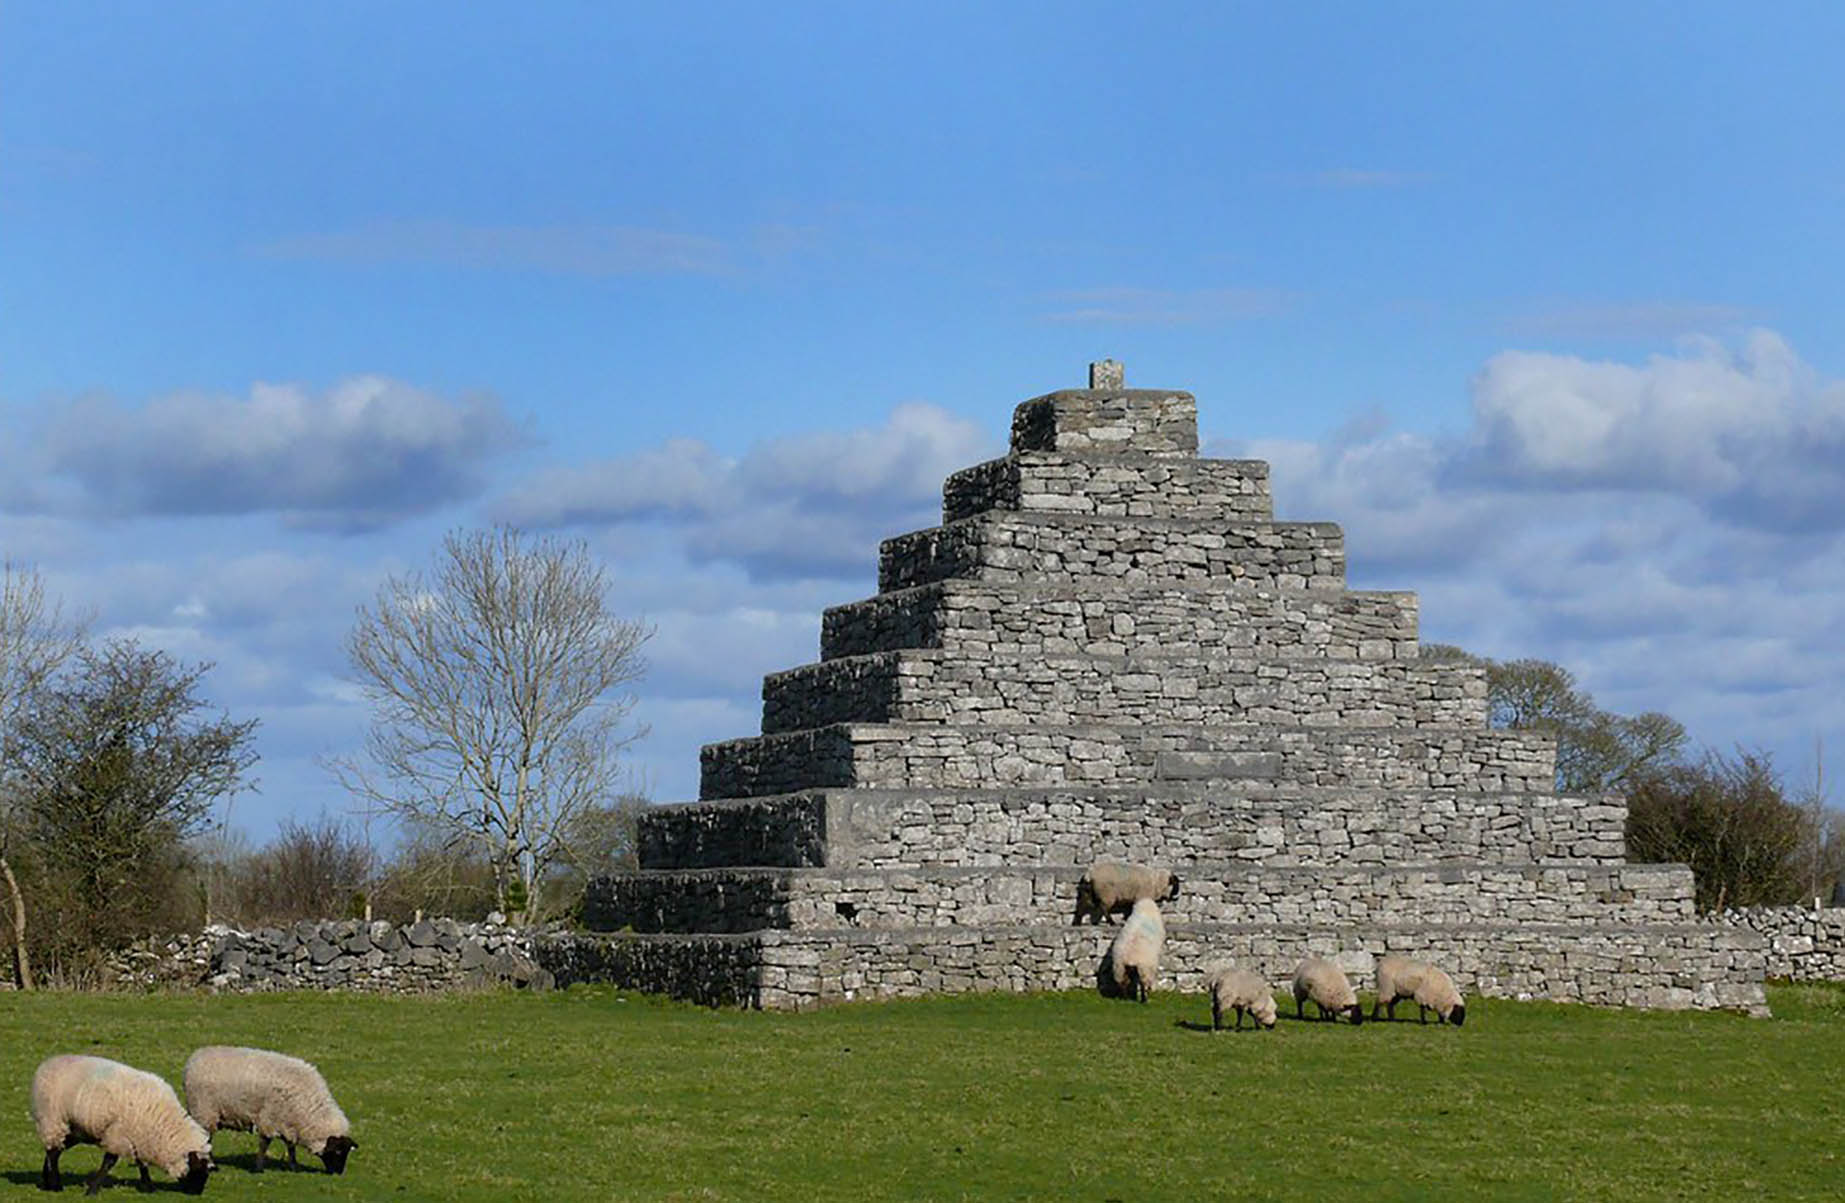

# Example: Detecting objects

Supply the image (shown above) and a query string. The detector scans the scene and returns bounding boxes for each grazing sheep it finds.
[1204,965,1277,1031]
[1075,862,1181,925]
[1103,898,1166,1003]
[31,1054,214,1195]
[1292,957,1364,1025]
[1373,955,1466,1026]
[183,1046,356,1174]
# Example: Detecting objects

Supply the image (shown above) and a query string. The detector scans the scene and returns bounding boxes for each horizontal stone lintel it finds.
[943,452,1273,524]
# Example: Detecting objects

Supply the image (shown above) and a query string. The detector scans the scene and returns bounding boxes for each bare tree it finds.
[0,563,89,989]
[1421,645,1686,793]
[332,528,651,921]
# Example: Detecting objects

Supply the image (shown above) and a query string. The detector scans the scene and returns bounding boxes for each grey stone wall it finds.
[820,583,1419,663]
[1719,907,1845,981]
[761,652,1487,734]
[701,723,1558,800]
[943,453,1271,524]
[584,862,1695,934]
[105,919,553,992]
[639,787,1629,871]
[551,921,1766,1014]
[878,515,1344,593]
[1010,389,1199,457]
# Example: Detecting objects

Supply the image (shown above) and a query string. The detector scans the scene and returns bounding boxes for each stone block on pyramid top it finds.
[639,785,1630,872]
[1009,362,1198,458]
[943,453,1271,524]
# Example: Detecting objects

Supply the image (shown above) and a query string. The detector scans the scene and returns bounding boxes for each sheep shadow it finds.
[0,1164,207,1192]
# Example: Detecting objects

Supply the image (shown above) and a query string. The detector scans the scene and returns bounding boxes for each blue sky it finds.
[5,2,1844,834]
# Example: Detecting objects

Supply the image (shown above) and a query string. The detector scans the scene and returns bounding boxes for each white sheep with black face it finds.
[1373,955,1467,1026]
[1204,965,1277,1031]
[183,1046,356,1175]
[1101,898,1166,1003]
[31,1054,215,1195]
[1075,863,1182,925]
[1292,957,1365,1025]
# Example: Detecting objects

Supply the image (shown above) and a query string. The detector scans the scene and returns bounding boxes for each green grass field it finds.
[1,983,1841,1201]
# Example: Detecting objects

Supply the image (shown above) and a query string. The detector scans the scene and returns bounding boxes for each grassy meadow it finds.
[1,983,1841,1201]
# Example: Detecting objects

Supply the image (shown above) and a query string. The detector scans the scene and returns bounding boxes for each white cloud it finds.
[1460,330,1845,529]
[492,402,995,581]
[1215,329,1845,778]
[5,377,525,529]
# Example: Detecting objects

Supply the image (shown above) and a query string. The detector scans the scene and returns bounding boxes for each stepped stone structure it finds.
[582,363,1768,1013]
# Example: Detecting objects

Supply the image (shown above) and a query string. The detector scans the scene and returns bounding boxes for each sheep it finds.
[1075,862,1181,925]
[31,1054,214,1195]
[1204,965,1277,1031]
[1372,955,1467,1026]
[183,1046,356,1174]
[1102,898,1166,1003]
[1292,957,1365,1025]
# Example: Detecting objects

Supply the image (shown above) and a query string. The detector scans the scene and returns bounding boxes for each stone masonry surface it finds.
[760,653,1488,734]
[638,787,1629,870]
[820,583,1418,663]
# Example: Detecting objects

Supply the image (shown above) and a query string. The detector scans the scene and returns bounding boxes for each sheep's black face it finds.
[319,1136,356,1175]
[179,1151,213,1194]
[1347,1005,1365,1026]
[1448,1004,1467,1027]
[1164,875,1182,900]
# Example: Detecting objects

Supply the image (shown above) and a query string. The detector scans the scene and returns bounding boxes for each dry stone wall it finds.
[943,453,1271,523]
[1720,907,1845,981]
[821,583,1419,663]
[639,787,1630,871]
[877,516,1345,593]
[760,652,1488,733]
[105,919,554,993]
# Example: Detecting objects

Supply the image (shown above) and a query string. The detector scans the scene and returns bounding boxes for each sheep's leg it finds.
[1234,1005,1247,1031]
[287,1141,300,1170]
[81,1153,117,1197]
[136,1161,152,1192]
[1212,996,1223,1031]
[255,1135,269,1172]
[41,1145,63,1192]
[1418,1003,1429,1025]
[1387,998,1398,1022]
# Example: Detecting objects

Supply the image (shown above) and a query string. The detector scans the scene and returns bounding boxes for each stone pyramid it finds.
[578,363,1767,1014]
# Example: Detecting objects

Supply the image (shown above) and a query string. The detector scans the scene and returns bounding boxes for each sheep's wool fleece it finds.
[1294,958,1358,1008]
[184,1046,350,1153]
[1109,899,1166,984]
[32,1054,211,1180]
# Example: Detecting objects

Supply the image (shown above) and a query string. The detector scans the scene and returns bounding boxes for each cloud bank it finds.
[4,377,526,531]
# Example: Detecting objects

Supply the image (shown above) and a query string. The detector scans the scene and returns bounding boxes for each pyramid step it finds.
[699,723,1556,799]
[879,514,1343,594]
[761,651,1486,734]
[638,786,1628,871]
[944,452,1271,524]
[821,581,1418,662]
[584,862,1694,934]
[1009,386,1198,458]
[547,921,1767,1014]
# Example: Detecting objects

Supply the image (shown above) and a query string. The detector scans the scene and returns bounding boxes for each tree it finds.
[12,639,258,965]
[1421,645,1686,793]
[1627,749,1817,911]
[0,563,89,989]
[332,527,651,921]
